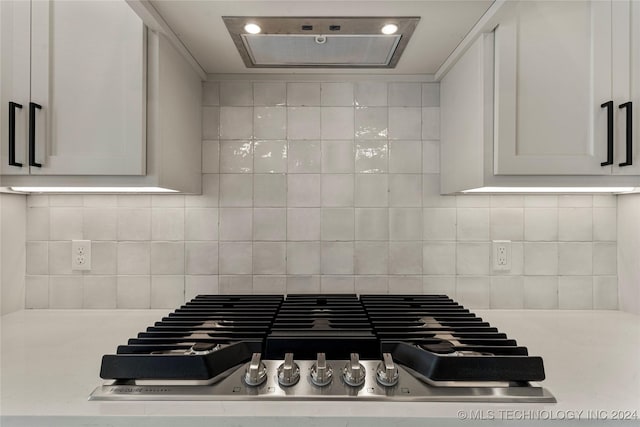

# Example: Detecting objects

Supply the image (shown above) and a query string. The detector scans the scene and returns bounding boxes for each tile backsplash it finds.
[24,79,618,310]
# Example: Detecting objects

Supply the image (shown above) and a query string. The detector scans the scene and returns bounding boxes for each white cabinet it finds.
[1,0,145,176]
[494,0,640,177]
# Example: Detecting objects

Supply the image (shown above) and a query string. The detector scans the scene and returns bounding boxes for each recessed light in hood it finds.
[223,17,420,68]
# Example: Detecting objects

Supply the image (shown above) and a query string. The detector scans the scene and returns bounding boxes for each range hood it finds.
[223,17,420,68]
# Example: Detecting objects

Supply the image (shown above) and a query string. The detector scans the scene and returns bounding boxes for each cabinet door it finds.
[494,1,612,175]
[29,0,145,175]
[0,0,30,176]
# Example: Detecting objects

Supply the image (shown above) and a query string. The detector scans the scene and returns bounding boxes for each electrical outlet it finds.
[492,240,511,271]
[71,240,91,271]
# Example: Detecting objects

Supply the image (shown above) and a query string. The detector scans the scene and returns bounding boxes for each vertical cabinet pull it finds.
[600,101,614,166]
[28,102,42,167]
[8,101,23,167]
[619,102,633,167]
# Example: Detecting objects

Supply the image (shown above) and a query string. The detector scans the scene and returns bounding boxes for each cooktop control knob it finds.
[310,352,333,387]
[376,352,399,387]
[244,352,267,387]
[342,353,366,387]
[277,353,300,387]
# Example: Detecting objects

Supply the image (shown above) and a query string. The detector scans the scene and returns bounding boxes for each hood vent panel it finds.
[224,17,419,69]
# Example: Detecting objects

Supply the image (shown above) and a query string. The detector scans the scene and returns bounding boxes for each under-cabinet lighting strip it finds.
[462,187,636,194]
[10,187,178,193]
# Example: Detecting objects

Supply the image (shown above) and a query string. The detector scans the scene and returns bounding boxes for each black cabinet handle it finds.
[601,100,614,166]
[28,102,42,167]
[8,101,23,167]
[619,101,633,167]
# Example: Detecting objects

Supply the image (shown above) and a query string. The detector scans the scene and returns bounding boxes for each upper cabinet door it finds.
[29,0,145,175]
[494,1,613,175]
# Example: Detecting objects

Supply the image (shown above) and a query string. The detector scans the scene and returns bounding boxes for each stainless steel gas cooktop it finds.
[89,294,555,402]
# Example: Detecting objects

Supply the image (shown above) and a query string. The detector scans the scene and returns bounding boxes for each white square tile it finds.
[559,208,593,241]
[389,276,423,294]
[219,81,253,106]
[523,242,558,275]
[50,207,83,240]
[422,140,439,174]
[321,140,354,173]
[321,107,354,140]
[593,208,616,241]
[322,174,354,207]
[288,140,321,173]
[185,242,218,274]
[287,208,321,240]
[490,195,524,208]
[388,108,422,140]
[185,275,219,300]
[286,275,320,294]
[456,276,490,309]
[83,276,117,309]
[254,82,286,106]
[321,276,355,293]
[91,242,117,274]
[593,276,618,309]
[117,276,150,308]
[219,242,252,274]
[457,208,490,241]
[151,195,185,208]
[202,81,219,106]
[117,242,150,275]
[422,83,440,107]
[593,194,617,207]
[287,107,321,139]
[49,195,83,206]
[389,141,422,173]
[26,242,48,275]
[49,276,83,309]
[219,208,253,241]
[219,107,253,139]
[456,242,490,275]
[26,207,49,241]
[117,208,151,240]
[423,208,456,240]
[321,242,354,274]
[185,208,219,241]
[354,241,389,274]
[422,107,440,139]
[389,242,422,274]
[558,276,593,309]
[321,82,354,106]
[523,276,558,309]
[423,174,456,207]
[254,174,287,207]
[389,208,422,240]
[524,195,558,208]
[389,174,422,207]
[220,140,253,173]
[287,82,320,106]
[253,242,286,274]
[48,241,72,275]
[355,276,388,294]
[83,208,116,241]
[253,208,286,241]
[219,174,253,207]
[354,174,388,207]
[151,276,185,308]
[185,174,218,208]
[355,140,388,173]
[389,82,421,107]
[287,242,320,274]
[202,106,219,139]
[287,174,321,207]
[355,82,387,106]
[558,242,592,275]
[456,195,491,207]
[423,276,455,296]
[150,242,185,275]
[25,276,49,309]
[490,208,524,241]
[253,276,286,294]
[524,208,558,241]
[321,208,354,241]
[151,208,184,241]
[559,195,592,207]
[253,140,288,173]
[27,195,49,207]
[490,276,524,309]
[355,208,389,240]
[592,242,616,276]
[254,107,286,140]
[219,275,253,294]
[354,107,388,139]
[423,242,456,275]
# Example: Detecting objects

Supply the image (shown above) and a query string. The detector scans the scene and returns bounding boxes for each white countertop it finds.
[1,309,639,426]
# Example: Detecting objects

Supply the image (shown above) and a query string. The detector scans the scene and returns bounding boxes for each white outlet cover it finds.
[492,240,511,271]
[71,240,92,271]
